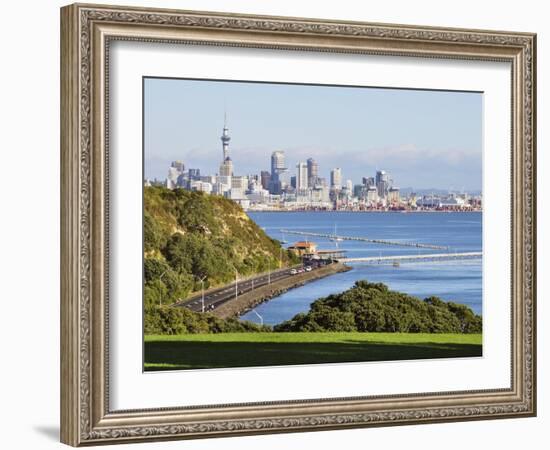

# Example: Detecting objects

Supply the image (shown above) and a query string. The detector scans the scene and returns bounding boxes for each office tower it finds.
[363,176,375,187]
[354,184,366,198]
[367,185,378,203]
[330,168,342,189]
[219,158,233,177]
[388,186,400,204]
[231,176,248,190]
[260,171,271,190]
[171,160,185,172]
[270,151,287,194]
[176,173,187,188]
[167,161,185,189]
[290,175,296,189]
[271,151,285,174]
[296,162,308,191]
[316,177,328,188]
[307,157,318,186]
[376,170,390,198]
[188,168,201,180]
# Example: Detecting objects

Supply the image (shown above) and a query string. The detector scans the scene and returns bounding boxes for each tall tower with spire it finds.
[219,112,234,178]
[221,112,231,160]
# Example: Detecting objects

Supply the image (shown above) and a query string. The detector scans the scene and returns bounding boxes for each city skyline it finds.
[157,117,481,213]
[144,77,483,191]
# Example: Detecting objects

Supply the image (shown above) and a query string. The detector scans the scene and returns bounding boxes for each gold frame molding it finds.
[60,3,536,446]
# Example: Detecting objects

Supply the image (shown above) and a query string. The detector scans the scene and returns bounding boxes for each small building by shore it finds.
[288,241,347,260]
[288,241,317,257]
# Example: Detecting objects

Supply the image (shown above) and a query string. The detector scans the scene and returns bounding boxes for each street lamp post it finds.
[251,309,264,326]
[158,271,167,306]
[199,275,207,313]
[235,268,238,300]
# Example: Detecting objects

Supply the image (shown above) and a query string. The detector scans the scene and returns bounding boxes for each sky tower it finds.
[221,112,231,160]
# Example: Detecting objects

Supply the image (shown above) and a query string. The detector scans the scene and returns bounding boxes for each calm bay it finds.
[240,211,482,325]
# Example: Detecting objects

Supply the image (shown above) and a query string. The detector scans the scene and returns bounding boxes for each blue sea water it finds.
[240,211,482,325]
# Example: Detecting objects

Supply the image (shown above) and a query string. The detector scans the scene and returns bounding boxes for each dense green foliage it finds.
[143,186,298,310]
[144,306,270,335]
[143,186,299,333]
[274,280,482,334]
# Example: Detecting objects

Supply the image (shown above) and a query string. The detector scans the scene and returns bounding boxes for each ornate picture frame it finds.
[60,3,536,446]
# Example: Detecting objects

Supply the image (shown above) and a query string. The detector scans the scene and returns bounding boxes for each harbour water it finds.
[240,211,482,325]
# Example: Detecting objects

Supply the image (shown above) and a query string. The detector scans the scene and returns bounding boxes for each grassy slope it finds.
[144,186,297,297]
[144,332,482,370]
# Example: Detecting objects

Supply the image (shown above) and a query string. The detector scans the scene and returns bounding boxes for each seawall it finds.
[212,262,351,319]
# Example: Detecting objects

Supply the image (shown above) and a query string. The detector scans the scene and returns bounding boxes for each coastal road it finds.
[173,264,329,313]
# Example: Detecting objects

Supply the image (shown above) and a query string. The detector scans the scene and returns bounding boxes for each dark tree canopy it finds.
[274,280,482,334]
[143,186,299,329]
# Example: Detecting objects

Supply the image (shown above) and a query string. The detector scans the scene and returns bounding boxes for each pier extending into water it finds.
[280,229,448,250]
[339,251,482,264]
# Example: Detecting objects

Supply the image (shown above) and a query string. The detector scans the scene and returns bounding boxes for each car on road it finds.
[290,268,297,275]
[305,266,312,272]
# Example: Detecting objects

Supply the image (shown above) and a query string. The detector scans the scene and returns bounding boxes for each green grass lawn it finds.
[144,332,482,371]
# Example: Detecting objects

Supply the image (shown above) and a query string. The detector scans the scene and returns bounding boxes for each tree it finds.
[143,211,165,252]
[275,280,482,334]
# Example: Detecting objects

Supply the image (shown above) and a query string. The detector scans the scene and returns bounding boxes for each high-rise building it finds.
[367,185,378,203]
[231,176,248,190]
[296,162,308,191]
[188,168,201,180]
[330,168,342,189]
[388,186,400,204]
[219,157,233,177]
[290,176,296,189]
[376,170,390,198]
[307,158,319,186]
[171,160,185,172]
[260,171,271,190]
[167,161,185,189]
[316,177,328,188]
[354,184,366,198]
[269,151,287,194]
[363,176,375,187]
[277,168,290,190]
[271,151,285,174]
[176,173,187,188]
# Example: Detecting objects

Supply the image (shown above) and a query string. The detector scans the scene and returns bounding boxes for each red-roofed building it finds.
[288,241,317,256]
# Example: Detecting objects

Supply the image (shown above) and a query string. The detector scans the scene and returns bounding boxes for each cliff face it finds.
[144,186,297,307]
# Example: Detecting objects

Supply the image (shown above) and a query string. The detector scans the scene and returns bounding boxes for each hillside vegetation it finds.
[274,280,482,334]
[145,279,482,336]
[144,186,298,309]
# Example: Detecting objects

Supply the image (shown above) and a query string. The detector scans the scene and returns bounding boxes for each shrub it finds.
[144,305,272,335]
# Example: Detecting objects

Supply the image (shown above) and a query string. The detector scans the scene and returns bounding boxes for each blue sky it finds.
[144,77,482,191]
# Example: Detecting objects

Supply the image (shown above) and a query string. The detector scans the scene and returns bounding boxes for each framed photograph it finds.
[60,3,536,446]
